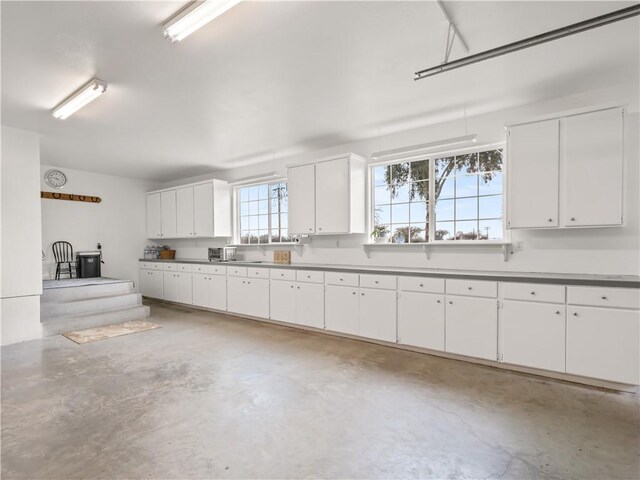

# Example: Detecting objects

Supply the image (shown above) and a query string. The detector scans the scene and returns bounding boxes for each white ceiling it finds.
[2,1,638,181]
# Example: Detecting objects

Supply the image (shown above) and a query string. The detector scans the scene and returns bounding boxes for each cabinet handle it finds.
[375,281,379,284]
[467,286,472,290]
[436,300,441,304]
[570,217,576,222]
[555,310,561,315]
[297,286,300,290]
[339,278,343,281]
[308,228,313,231]
[448,300,453,305]
[247,281,251,285]
[419,283,424,287]
[530,291,535,295]
[307,275,311,279]
[572,312,578,316]
[547,218,553,223]
[361,293,365,296]
[318,227,323,231]
[290,285,294,289]
[601,296,607,300]
[352,291,356,295]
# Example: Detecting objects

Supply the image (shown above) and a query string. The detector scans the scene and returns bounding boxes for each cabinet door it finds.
[227,277,246,315]
[160,190,177,238]
[192,274,208,307]
[287,164,316,235]
[446,296,498,361]
[174,273,192,305]
[146,193,162,239]
[245,279,269,319]
[325,285,359,335]
[358,288,396,342]
[140,270,161,298]
[208,276,227,311]
[397,292,445,351]
[163,272,178,302]
[176,187,194,238]
[149,270,164,299]
[561,108,623,227]
[501,301,565,372]
[566,306,639,384]
[296,283,324,329]
[194,183,214,237]
[315,158,350,234]
[270,280,296,323]
[507,120,559,229]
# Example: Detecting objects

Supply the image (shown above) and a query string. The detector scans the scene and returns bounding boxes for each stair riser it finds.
[42,282,134,302]
[43,305,151,337]
[41,293,142,320]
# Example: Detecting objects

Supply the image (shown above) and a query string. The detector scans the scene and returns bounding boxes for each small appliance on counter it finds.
[208,247,236,262]
[76,251,101,278]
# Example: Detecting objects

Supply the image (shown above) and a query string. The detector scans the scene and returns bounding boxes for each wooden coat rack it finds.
[41,191,102,203]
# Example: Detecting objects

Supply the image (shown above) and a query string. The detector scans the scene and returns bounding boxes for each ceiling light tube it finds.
[415,4,640,80]
[52,78,107,120]
[371,134,478,162]
[163,0,242,43]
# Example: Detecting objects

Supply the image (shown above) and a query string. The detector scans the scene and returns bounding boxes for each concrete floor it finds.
[2,302,639,479]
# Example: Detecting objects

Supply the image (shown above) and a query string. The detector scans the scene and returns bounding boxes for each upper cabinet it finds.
[146,180,231,239]
[507,107,624,230]
[288,153,366,235]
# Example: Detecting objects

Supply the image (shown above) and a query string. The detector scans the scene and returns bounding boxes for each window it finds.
[238,181,290,244]
[372,147,504,243]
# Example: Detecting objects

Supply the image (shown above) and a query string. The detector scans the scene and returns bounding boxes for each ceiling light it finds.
[371,134,478,162]
[52,78,107,120]
[163,0,242,43]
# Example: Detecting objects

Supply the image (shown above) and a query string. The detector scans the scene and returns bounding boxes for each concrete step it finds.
[42,305,151,337]
[41,281,134,302]
[41,293,143,320]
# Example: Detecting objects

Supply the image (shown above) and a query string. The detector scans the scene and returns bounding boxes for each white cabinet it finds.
[507,107,624,230]
[287,153,366,235]
[295,283,324,329]
[288,163,316,235]
[192,273,227,311]
[160,190,177,238]
[146,193,162,239]
[270,280,296,323]
[358,288,396,342]
[325,285,359,335]
[139,269,163,299]
[163,271,192,304]
[227,276,269,318]
[507,119,559,228]
[397,291,445,351]
[566,306,639,384]
[501,301,566,372]
[193,182,214,237]
[560,108,624,227]
[176,187,194,237]
[445,296,498,361]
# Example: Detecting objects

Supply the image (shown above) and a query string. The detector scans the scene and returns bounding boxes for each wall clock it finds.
[44,169,67,189]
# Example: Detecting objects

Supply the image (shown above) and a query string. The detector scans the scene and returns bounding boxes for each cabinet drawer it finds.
[163,263,177,271]
[325,272,359,287]
[270,269,296,281]
[359,274,396,290]
[297,270,324,284]
[398,276,445,294]
[446,279,497,298]
[567,286,639,310]
[139,262,163,271]
[502,282,565,304]
[192,264,211,274]
[248,267,269,279]
[176,263,192,273]
[210,265,227,276]
[228,266,247,277]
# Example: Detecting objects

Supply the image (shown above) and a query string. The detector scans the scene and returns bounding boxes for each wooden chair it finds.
[52,241,75,280]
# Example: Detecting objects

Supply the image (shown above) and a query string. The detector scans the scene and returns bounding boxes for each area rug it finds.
[62,320,160,344]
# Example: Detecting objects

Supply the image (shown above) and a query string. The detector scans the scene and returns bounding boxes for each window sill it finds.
[228,243,298,248]
[361,241,513,261]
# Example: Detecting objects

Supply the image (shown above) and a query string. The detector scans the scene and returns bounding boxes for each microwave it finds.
[208,247,236,262]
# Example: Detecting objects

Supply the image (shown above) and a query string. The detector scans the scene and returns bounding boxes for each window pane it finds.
[479,219,503,240]
[391,224,410,243]
[391,203,410,224]
[434,199,454,221]
[259,215,268,230]
[248,201,259,215]
[479,195,503,219]
[435,222,454,241]
[479,149,503,172]
[455,175,478,198]
[410,202,427,224]
[409,223,427,243]
[374,185,391,205]
[281,229,290,242]
[436,173,454,200]
[240,202,249,216]
[479,172,502,196]
[435,157,453,176]
[456,197,478,220]
[240,188,250,202]
[390,163,410,184]
[391,182,410,203]
[410,160,429,181]
[258,200,268,214]
[280,214,288,228]
[240,217,249,230]
[455,220,479,240]
[455,153,478,174]
[249,216,259,230]
[373,165,390,186]
[410,181,428,202]
[374,205,391,224]
[249,232,258,244]
[258,230,269,243]
[258,184,269,200]
[240,231,249,244]
[248,186,259,201]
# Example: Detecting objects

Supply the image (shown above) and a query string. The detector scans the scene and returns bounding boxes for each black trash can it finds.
[76,252,101,278]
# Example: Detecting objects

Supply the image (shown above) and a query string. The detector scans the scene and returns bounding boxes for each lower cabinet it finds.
[397,291,445,351]
[445,295,498,361]
[566,306,639,385]
[163,272,192,304]
[325,285,359,336]
[139,269,163,299]
[270,280,296,323]
[228,276,269,318]
[192,273,227,311]
[295,283,325,329]
[501,301,566,372]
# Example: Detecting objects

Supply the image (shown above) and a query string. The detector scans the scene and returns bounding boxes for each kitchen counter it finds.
[139,258,640,288]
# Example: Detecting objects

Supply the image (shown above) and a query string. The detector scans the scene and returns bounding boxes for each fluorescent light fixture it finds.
[163,0,242,43]
[52,78,107,120]
[371,134,478,162]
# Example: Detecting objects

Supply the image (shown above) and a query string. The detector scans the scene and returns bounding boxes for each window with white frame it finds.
[372,147,504,243]
[238,181,289,244]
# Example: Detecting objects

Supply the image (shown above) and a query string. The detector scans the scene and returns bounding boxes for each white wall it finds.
[40,166,155,288]
[160,85,640,277]
[1,126,43,345]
